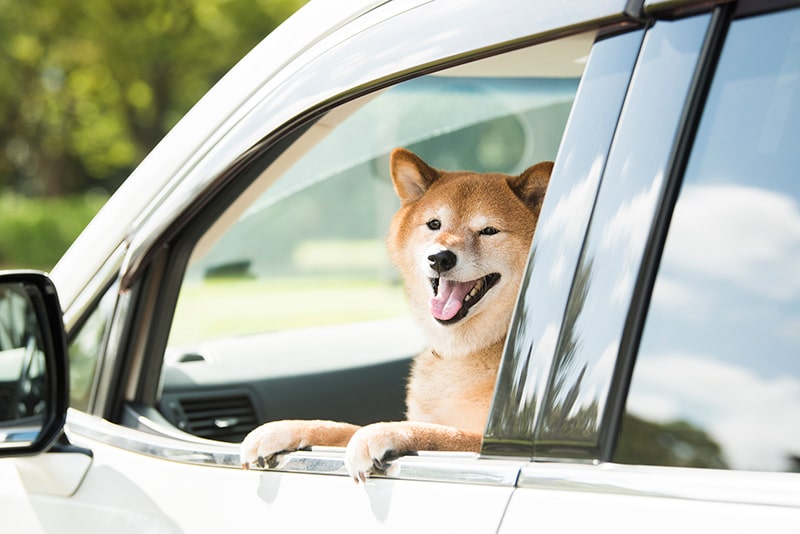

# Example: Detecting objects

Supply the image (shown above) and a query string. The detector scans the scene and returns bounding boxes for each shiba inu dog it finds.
[240,147,552,482]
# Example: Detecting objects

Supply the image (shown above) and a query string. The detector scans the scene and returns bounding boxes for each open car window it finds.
[159,34,593,443]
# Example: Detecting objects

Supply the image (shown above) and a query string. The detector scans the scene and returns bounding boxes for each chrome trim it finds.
[67,409,241,468]
[518,462,800,508]
[644,0,729,13]
[67,409,524,485]
[367,452,524,486]
[253,447,523,485]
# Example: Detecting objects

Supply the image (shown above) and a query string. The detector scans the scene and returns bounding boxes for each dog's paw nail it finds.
[348,467,369,484]
[371,449,401,473]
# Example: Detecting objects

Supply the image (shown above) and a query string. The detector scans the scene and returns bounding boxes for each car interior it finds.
[142,33,595,443]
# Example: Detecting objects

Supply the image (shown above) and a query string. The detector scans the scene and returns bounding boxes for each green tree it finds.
[0,0,306,197]
[615,413,729,469]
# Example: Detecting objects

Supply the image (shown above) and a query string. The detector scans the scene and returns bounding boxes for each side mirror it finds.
[0,271,69,457]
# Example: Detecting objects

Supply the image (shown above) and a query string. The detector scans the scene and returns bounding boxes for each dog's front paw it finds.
[240,420,360,470]
[344,422,414,483]
[240,420,309,469]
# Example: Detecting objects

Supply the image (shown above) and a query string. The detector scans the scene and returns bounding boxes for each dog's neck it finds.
[428,329,507,360]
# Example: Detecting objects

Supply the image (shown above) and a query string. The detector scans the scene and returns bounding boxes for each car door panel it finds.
[48,411,521,533]
[500,464,800,533]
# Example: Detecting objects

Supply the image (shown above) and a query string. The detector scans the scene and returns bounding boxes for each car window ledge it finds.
[66,409,525,486]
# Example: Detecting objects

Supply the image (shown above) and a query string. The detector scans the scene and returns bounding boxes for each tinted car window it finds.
[522,15,712,458]
[616,8,800,472]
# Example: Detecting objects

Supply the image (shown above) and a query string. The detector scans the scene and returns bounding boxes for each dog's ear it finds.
[390,148,438,204]
[508,161,553,213]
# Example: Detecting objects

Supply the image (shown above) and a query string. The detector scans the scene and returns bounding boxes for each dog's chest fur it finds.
[405,340,503,434]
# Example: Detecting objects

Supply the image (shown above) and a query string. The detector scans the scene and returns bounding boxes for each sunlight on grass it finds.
[168,277,409,346]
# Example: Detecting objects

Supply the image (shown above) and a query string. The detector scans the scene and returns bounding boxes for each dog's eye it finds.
[427,219,441,230]
[479,226,499,236]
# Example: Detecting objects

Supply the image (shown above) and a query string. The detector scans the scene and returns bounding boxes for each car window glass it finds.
[68,283,117,411]
[616,8,800,473]
[160,35,593,442]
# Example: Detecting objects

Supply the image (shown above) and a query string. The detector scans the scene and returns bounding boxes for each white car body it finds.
[1,0,798,532]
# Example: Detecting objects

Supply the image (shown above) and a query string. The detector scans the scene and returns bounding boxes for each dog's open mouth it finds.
[429,273,500,324]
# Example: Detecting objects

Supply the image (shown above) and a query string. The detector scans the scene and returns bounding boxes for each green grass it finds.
[168,276,409,346]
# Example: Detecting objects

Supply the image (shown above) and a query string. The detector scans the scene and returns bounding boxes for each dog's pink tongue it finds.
[430,279,473,321]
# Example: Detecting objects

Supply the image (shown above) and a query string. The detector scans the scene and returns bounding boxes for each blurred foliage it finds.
[0,0,305,268]
[615,413,729,469]
[0,0,306,197]
[0,193,108,269]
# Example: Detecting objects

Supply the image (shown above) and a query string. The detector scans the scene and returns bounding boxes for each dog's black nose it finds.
[428,250,457,273]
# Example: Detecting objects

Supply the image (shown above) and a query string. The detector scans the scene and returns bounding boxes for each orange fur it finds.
[240,148,551,481]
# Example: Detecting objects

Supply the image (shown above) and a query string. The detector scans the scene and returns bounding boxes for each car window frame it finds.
[74,2,651,481]
[508,6,730,463]
[61,243,126,414]
[137,43,594,432]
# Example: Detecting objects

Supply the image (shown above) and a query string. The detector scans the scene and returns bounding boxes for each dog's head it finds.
[387,147,552,355]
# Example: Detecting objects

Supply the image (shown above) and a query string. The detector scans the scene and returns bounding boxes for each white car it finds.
[1,0,799,531]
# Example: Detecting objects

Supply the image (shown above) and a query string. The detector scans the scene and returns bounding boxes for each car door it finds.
[499,2,800,531]
[3,1,657,532]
